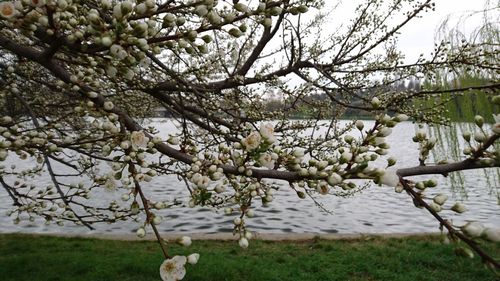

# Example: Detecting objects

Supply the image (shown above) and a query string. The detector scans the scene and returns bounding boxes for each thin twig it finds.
[400,179,499,269]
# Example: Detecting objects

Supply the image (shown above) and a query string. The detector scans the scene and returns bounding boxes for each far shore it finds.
[2,231,441,241]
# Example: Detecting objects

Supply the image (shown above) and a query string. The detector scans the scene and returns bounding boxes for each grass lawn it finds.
[0,233,498,281]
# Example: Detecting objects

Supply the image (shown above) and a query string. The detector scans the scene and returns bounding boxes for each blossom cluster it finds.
[0,0,499,278]
[159,236,199,281]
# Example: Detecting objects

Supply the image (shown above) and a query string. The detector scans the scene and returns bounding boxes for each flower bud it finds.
[371,97,381,108]
[455,247,474,259]
[387,157,396,167]
[195,5,208,16]
[239,237,249,249]
[461,221,484,238]
[482,228,500,242]
[355,120,364,130]
[415,129,426,140]
[473,131,486,142]
[292,190,304,199]
[327,173,342,186]
[245,209,254,218]
[451,202,467,213]
[178,236,192,247]
[187,253,200,265]
[395,114,409,122]
[474,115,484,127]
[152,216,162,225]
[228,28,242,38]
[433,194,448,205]
[378,127,392,137]
[424,179,437,187]
[136,227,146,238]
[297,5,309,13]
[340,151,352,162]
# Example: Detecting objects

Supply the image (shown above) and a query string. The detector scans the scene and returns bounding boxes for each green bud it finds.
[228,28,242,38]
[296,191,306,199]
[202,35,212,43]
[462,132,471,141]
[425,179,437,187]
[492,95,500,105]
[415,182,426,190]
[455,247,474,259]
[297,5,309,13]
[474,115,484,127]
[387,157,396,166]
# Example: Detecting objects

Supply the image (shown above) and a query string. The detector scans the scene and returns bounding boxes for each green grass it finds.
[0,234,498,281]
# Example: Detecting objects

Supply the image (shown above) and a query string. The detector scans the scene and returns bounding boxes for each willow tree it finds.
[0,0,499,279]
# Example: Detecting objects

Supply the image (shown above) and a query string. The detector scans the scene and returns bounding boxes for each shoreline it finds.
[1,231,442,241]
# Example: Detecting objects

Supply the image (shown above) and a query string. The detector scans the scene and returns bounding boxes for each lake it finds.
[0,120,498,235]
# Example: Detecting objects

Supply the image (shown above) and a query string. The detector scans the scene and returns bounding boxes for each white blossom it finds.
[196,176,210,189]
[259,123,277,143]
[258,153,275,169]
[242,131,261,151]
[103,101,114,111]
[0,2,16,18]
[159,256,187,281]
[191,173,202,184]
[379,169,399,187]
[130,131,149,149]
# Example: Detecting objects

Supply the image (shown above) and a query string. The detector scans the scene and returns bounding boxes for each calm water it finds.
[0,120,498,235]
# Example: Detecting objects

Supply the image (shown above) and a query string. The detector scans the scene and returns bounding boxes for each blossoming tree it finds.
[0,0,499,279]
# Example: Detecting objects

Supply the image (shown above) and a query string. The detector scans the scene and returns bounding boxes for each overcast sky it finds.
[323,0,493,62]
[397,0,492,60]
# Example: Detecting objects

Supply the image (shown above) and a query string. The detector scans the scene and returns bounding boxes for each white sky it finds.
[322,0,493,62]
[397,0,492,61]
